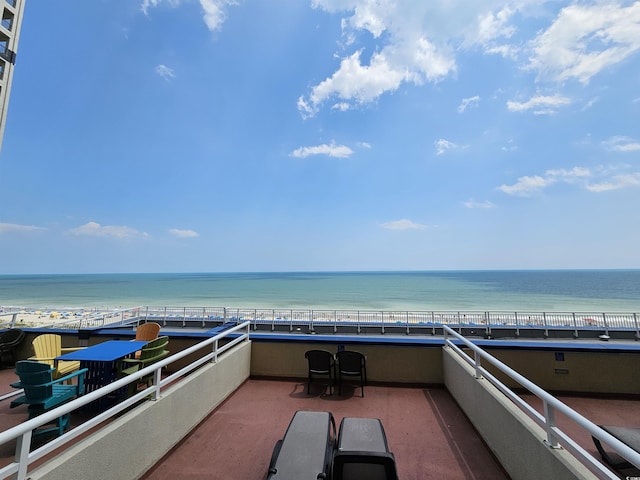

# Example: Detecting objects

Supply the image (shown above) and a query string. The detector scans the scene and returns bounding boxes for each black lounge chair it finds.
[267,410,336,479]
[332,417,398,480]
[592,425,640,470]
[335,350,367,397]
[305,350,336,395]
[0,328,25,368]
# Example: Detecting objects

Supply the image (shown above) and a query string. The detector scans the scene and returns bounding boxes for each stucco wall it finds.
[250,340,443,384]
[479,348,640,395]
[443,346,597,480]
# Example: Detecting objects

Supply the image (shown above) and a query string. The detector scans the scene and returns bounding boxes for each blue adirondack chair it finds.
[10,360,88,437]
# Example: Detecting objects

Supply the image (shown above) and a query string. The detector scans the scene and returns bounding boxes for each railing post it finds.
[485,312,491,339]
[602,312,609,336]
[634,313,639,340]
[543,312,548,338]
[15,429,32,480]
[406,311,410,335]
[213,339,219,362]
[572,312,578,339]
[151,369,162,401]
[542,400,561,448]
[474,351,482,379]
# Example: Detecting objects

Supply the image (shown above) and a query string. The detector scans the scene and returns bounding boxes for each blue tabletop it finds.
[56,340,148,362]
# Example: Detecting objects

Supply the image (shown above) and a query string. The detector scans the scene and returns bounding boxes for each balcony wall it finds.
[250,340,444,384]
[477,347,640,395]
[443,346,597,480]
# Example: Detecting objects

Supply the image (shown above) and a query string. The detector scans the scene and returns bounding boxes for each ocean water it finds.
[0,270,639,312]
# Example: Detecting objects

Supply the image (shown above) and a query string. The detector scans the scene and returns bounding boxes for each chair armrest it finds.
[54,367,89,385]
[61,347,86,353]
[29,355,55,362]
[121,358,142,366]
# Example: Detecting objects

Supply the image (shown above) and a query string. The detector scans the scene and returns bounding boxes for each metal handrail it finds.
[0,321,251,480]
[443,325,640,479]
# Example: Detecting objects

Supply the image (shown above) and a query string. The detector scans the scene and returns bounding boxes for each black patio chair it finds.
[266,410,336,479]
[305,349,336,395]
[336,350,367,397]
[0,328,25,368]
[332,417,398,480]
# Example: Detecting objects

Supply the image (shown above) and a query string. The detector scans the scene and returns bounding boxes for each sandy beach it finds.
[0,309,106,328]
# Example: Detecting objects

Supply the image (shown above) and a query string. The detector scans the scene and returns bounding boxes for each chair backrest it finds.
[305,350,334,372]
[139,336,169,363]
[0,328,25,347]
[336,350,365,374]
[135,322,161,341]
[15,360,55,402]
[332,451,398,480]
[32,334,62,366]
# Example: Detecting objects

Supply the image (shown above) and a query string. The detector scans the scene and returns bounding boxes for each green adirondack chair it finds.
[119,336,170,396]
[10,360,88,437]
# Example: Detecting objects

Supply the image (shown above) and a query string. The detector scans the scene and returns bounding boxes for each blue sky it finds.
[0,0,639,274]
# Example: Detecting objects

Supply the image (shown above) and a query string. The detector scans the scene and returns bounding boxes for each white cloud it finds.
[298,49,413,117]
[499,175,556,196]
[0,223,45,234]
[142,1,640,116]
[477,6,515,43]
[500,165,640,195]
[527,2,640,84]
[169,228,199,238]
[300,1,640,116]
[435,138,466,156]
[141,0,182,16]
[200,0,237,31]
[290,143,354,159]
[68,222,148,239]
[380,219,427,230]
[501,139,517,152]
[463,199,495,209]
[155,64,176,81]
[602,136,640,152]
[586,173,640,192]
[301,0,479,116]
[141,0,236,31]
[506,95,571,114]
[458,96,480,113]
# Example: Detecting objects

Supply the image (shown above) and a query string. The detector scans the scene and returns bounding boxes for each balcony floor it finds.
[142,378,511,480]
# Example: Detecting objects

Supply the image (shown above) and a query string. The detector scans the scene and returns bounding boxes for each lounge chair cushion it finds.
[267,410,336,479]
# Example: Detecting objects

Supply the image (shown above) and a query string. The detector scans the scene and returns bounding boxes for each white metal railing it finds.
[3,306,640,337]
[133,307,640,337]
[0,321,250,480]
[442,325,640,479]
[0,307,144,330]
